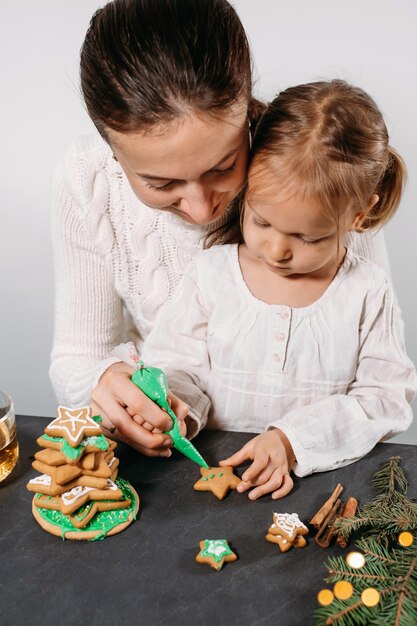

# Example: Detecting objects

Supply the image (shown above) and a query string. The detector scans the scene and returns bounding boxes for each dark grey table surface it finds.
[1,415,416,626]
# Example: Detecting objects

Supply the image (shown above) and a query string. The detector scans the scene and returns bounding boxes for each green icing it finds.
[73,503,94,522]
[92,415,103,423]
[40,433,109,461]
[201,539,233,563]
[218,473,224,477]
[61,434,108,461]
[131,363,209,469]
[61,441,84,461]
[209,473,215,479]
[42,434,61,443]
[34,477,137,541]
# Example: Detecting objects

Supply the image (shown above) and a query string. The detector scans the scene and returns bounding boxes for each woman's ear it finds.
[349,194,379,231]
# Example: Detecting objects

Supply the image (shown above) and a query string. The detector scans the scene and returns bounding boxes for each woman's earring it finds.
[112,153,118,162]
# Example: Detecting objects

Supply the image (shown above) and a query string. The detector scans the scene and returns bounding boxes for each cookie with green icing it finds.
[31,477,139,541]
[196,539,237,570]
[194,466,241,499]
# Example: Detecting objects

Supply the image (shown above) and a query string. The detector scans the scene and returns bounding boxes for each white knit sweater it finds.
[50,134,392,407]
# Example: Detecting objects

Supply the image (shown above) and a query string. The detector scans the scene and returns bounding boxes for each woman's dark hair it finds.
[80,0,255,137]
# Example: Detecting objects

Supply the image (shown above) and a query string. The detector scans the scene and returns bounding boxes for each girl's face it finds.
[242,166,357,280]
[108,101,249,225]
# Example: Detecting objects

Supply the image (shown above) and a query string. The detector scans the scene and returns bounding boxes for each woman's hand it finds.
[219,429,295,500]
[90,362,189,457]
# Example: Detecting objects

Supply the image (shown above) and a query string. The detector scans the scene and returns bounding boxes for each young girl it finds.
[139,79,416,499]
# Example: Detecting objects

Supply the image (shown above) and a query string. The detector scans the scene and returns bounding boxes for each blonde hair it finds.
[207,79,406,247]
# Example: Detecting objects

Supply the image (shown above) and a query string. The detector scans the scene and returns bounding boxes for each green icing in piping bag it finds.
[131,361,209,468]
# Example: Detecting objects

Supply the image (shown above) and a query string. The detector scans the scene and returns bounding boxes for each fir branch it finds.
[314,457,417,626]
[327,567,391,584]
[323,598,362,625]
[394,551,417,625]
[356,537,397,564]
[315,587,393,626]
[372,456,408,495]
[332,470,417,541]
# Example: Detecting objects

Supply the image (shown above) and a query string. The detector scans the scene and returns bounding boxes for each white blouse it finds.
[50,135,393,407]
[142,244,416,477]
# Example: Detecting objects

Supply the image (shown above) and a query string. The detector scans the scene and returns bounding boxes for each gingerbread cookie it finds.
[265,512,309,552]
[31,459,83,485]
[34,448,68,466]
[45,406,102,447]
[194,466,240,500]
[59,480,123,515]
[27,473,78,497]
[34,493,133,529]
[27,471,110,496]
[37,430,116,465]
[196,539,237,571]
[32,477,139,540]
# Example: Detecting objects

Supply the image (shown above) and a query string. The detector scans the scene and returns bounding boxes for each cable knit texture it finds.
[50,134,393,408]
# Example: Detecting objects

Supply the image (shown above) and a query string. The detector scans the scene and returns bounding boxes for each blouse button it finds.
[273,353,282,362]
[276,332,285,341]
[280,310,289,319]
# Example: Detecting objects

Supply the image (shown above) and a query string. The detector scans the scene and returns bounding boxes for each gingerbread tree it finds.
[27,406,139,540]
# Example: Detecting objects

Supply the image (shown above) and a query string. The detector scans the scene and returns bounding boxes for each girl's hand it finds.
[90,362,189,457]
[219,429,295,500]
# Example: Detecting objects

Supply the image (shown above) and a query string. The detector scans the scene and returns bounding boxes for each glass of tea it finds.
[0,390,19,482]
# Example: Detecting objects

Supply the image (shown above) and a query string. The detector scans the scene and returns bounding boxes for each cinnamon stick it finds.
[336,497,358,548]
[315,498,345,548]
[310,483,344,529]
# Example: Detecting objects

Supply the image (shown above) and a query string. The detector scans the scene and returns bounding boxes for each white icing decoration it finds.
[46,406,99,444]
[206,540,229,557]
[108,457,116,467]
[30,474,51,486]
[62,485,95,506]
[61,479,119,507]
[211,545,227,557]
[81,436,101,447]
[272,512,307,538]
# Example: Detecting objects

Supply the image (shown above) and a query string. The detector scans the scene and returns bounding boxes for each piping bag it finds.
[131,361,209,468]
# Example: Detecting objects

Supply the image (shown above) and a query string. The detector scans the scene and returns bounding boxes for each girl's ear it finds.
[349,194,379,231]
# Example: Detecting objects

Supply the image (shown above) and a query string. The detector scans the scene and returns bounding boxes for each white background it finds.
[0,1,416,443]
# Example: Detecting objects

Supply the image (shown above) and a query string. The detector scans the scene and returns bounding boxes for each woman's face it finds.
[108,102,249,225]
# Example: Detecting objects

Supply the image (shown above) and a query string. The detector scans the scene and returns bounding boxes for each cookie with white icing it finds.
[266,512,309,552]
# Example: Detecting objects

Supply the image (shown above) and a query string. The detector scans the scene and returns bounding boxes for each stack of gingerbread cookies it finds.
[27,406,139,540]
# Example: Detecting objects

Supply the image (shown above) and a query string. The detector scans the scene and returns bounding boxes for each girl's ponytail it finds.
[360,147,407,231]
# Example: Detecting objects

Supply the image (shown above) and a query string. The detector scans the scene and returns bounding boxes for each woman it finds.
[50,0,391,456]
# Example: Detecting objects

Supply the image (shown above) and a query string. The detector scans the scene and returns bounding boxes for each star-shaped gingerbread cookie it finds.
[265,512,309,552]
[34,494,132,529]
[45,406,102,447]
[196,539,237,571]
[193,466,240,500]
[265,532,307,552]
